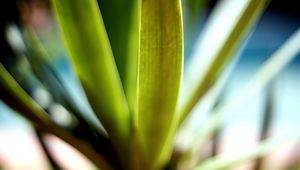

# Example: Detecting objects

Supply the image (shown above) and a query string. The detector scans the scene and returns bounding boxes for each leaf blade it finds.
[137,0,183,168]
[98,0,140,112]
[51,0,131,147]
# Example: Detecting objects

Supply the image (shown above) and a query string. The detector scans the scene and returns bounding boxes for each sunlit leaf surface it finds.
[137,0,183,168]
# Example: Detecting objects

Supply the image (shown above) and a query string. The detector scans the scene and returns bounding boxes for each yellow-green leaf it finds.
[51,0,131,150]
[137,0,183,168]
[98,0,140,112]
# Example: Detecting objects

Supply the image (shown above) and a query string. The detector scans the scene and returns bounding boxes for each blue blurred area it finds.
[181,1,300,154]
[222,2,300,145]
[239,8,300,65]
[229,4,300,87]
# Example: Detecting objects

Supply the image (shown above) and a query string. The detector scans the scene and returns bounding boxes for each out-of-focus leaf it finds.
[22,29,121,168]
[173,34,249,167]
[182,0,207,58]
[179,0,268,125]
[0,64,113,170]
[137,0,183,168]
[253,83,274,170]
[98,0,139,112]
[24,29,98,129]
[175,54,240,153]
[51,0,131,153]
[193,133,300,170]
[181,28,300,168]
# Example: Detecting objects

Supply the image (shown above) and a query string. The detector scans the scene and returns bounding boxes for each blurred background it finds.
[0,0,300,169]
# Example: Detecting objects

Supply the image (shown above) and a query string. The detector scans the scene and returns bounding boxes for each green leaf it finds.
[124,1,140,114]
[179,0,268,125]
[182,0,207,58]
[0,64,113,170]
[98,0,140,112]
[51,0,131,150]
[180,28,300,169]
[193,133,300,170]
[137,0,183,168]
